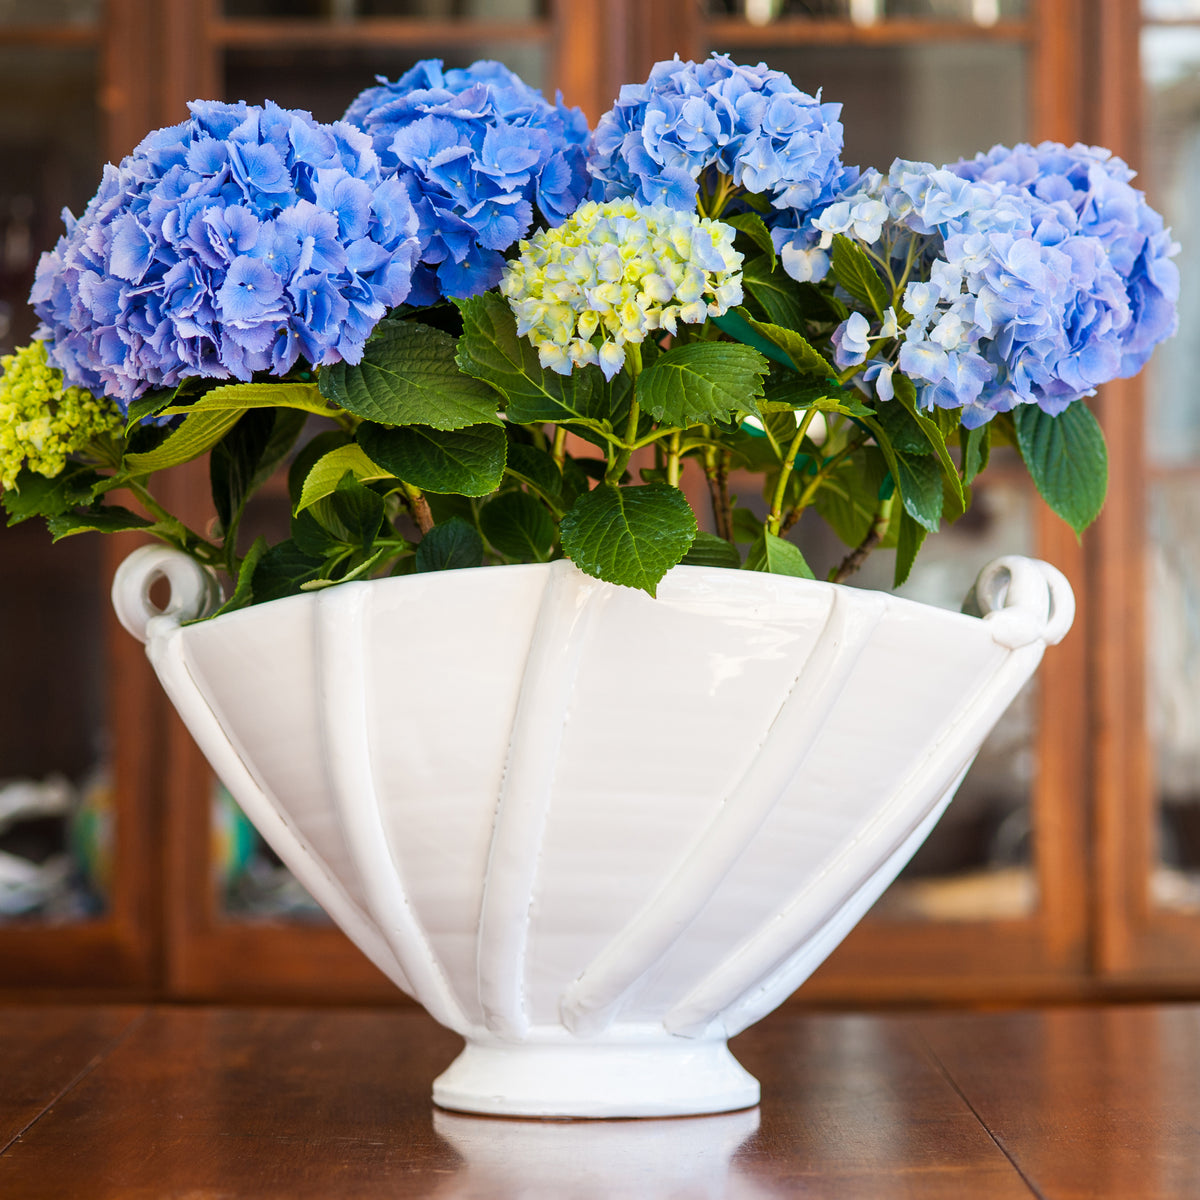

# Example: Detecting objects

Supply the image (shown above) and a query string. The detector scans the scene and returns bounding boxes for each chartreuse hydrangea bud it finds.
[0,340,122,490]
[500,198,743,381]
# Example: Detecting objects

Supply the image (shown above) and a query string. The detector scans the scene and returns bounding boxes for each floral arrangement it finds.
[0,54,1179,607]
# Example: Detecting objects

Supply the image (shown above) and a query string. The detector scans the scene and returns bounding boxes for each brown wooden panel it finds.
[0,1006,143,1151]
[916,1006,1200,1200]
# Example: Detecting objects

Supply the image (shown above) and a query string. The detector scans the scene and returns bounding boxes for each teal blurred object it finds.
[212,784,257,887]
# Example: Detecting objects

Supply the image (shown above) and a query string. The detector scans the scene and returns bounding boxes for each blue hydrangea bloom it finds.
[949,141,1180,377]
[343,59,591,306]
[30,100,420,406]
[809,156,1178,428]
[589,53,853,234]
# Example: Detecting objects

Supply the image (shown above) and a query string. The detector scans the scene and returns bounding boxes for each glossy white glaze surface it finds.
[114,552,1072,1117]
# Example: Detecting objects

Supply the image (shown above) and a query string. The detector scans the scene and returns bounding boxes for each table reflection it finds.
[429,1105,778,1199]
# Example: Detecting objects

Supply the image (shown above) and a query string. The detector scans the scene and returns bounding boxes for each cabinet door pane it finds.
[0,44,109,924]
[1143,21,1200,912]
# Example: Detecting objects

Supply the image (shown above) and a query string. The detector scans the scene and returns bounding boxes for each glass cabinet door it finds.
[1093,1,1200,987]
[0,6,166,992]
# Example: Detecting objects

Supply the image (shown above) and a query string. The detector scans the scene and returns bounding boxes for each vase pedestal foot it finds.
[431,1037,760,1118]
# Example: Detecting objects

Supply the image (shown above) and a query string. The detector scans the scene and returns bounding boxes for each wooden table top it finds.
[1,1002,1198,1199]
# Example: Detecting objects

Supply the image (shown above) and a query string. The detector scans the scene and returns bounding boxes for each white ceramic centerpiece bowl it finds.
[113,548,1072,1118]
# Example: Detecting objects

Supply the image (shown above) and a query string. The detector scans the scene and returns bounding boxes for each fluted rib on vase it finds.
[476,561,604,1038]
[560,587,885,1037]
[314,584,467,1034]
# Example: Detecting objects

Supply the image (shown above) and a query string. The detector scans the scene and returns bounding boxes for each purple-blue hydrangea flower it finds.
[343,59,591,306]
[810,156,1177,428]
[949,141,1180,377]
[589,53,853,232]
[30,100,420,407]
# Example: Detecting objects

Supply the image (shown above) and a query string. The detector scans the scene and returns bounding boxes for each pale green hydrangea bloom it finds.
[0,340,122,490]
[500,198,743,380]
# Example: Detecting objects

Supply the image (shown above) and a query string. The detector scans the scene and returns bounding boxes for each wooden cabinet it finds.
[1,0,1195,1006]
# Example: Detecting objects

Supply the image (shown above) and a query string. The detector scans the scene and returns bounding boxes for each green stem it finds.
[605,345,643,484]
[831,493,893,583]
[552,425,567,469]
[124,479,223,565]
[666,431,681,488]
[766,410,819,536]
[795,432,870,512]
[630,426,681,452]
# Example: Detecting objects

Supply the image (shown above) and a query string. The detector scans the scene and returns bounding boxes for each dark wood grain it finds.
[916,1006,1200,1200]
[734,1013,1035,1199]
[0,1006,143,1151]
[0,1005,1037,1200]
[11,1004,1200,1198]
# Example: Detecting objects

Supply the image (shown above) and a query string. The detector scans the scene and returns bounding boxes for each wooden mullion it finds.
[210,17,549,49]
[1088,0,1168,982]
[705,17,1031,47]
[0,25,97,47]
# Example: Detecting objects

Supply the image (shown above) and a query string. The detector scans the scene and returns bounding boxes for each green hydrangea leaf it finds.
[745,530,816,578]
[2,464,106,525]
[455,292,607,425]
[288,430,351,505]
[319,319,500,430]
[636,342,768,427]
[1013,401,1108,536]
[560,482,697,596]
[45,505,153,541]
[252,540,327,602]
[358,422,506,497]
[504,442,565,511]
[724,213,776,267]
[681,530,742,569]
[893,450,943,532]
[163,381,333,419]
[415,516,485,573]
[814,447,890,548]
[306,472,386,553]
[296,443,393,515]
[124,390,175,431]
[742,254,810,329]
[480,489,556,561]
[209,409,276,533]
[736,308,834,379]
[893,508,928,588]
[124,408,244,474]
[963,422,990,485]
[211,537,269,618]
[830,234,889,317]
[891,373,964,511]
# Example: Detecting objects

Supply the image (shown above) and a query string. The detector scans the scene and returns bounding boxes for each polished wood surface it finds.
[1,1004,1198,1199]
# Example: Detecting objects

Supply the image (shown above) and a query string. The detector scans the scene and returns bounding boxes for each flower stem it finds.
[831,493,893,582]
[606,345,643,484]
[766,409,818,536]
[124,478,223,565]
[399,482,434,534]
[552,425,567,469]
[666,430,681,487]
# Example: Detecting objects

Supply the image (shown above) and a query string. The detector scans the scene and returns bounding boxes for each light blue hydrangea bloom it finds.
[589,54,852,233]
[948,141,1180,378]
[807,155,1177,428]
[500,198,743,381]
[30,100,421,407]
[343,59,591,306]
